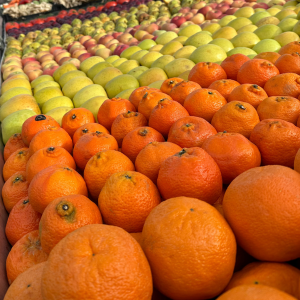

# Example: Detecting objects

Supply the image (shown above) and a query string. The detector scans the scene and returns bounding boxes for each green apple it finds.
[227,17,253,31]
[149,44,164,52]
[140,52,163,68]
[184,32,213,47]
[80,96,108,120]
[218,15,237,27]
[173,36,188,44]
[212,26,237,40]
[227,47,257,56]
[42,96,74,114]
[252,39,281,53]
[93,67,123,86]
[274,31,300,46]
[59,70,87,88]
[178,70,190,80]
[2,109,36,144]
[234,7,255,18]
[105,74,139,98]
[0,87,32,106]
[80,56,105,74]
[151,55,175,69]
[278,18,298,32]
[292,21,300,35]
[34,81,60,94]
[173,45,197,59]
[45,106,73,126]
[53,63,77,82]
[209,38,234,53]
[34,87,63,108]
[87,62,113,79]
[249,11,271,24]
[148,80,164,89]
[127,66,149,78]
[115,88,136,100]
[62,76,93,99]
[156,32,178,45]
[231,32,260,48]
[190,44,227,63]
[178,24,202,37]
[137,68,168,86]
[73,84,107,108]
[138,39,157,50]
[120,46,142,59]
[31,75,54,88]
[237,24,258,34]
[254,24,282,39]
[164,58,195,78]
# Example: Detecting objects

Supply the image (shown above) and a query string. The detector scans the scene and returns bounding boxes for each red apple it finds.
[117,33,133,43]
[83,39,97,49]
[21,57,37,66]
[78,53,92,62]
[253,3,269,8]
[113,32,123,39]
[113,44,129,56]
[67,41,81,52]
[39,54,54,63]
[36,51,50,61]
[41,60,57,69]
[98,35,114,45]
[79,35,92,45]
[50,46,63,55]
[58,57,71,66]
[65,58,80,69]
[26,69,43,82]
[88,44,105,55]
[55,52,71,63]
[69,45,85,55]
[72,49,87,59]
[105,39,119,48]
[171,16,187,27]
[226,7,239,14]
[199,6,213,15]
[146,23,160,34]
[53,49,67,56]
[43,65,59,76]
[95,48,112,59]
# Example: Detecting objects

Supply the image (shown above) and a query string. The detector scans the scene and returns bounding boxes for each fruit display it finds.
[3,0,300,299]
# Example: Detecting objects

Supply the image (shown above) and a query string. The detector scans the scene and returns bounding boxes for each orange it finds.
[84,150,135,201]
[129,86,160,109]
[122,127,165,163]
[250,119,300,168]
[264,73,300,98]
[220,53,250,81]
[6,230,48,285]
[2,172,29,213]
[169,80,201,105]
[294,148,300,173]
[40,194,102,254]
[4,262,45,300]
[227,84,268,109]
[26,146,76,183]
[3,148,30,182]
[254,52,281,64]
[237,59,280,87]
[217,285,297,300]
[111,111,148,147]
[168,116,217,148]
[211,101,260,139]
[28,126,73,157]
[5,198,41,246]
[257,96,300,125]
[225,262,300,299]
[279,41,300,55]
[183,89,227,122]
[130,232,142,246]
[188,62,227,88]
[223,165,300,261]
[160,77,184,95]
[141,196,236,300]
[21,114,60,146]
[41,224,153,300]
[157,148,222,203]
[28,164,88,214]
[72,123,109,145]
[149,98,189,138]
[138,91,172,120]
[73,131,118,170]
[4,133,26,161]
[208,79,240,101]
[275,52,300,74]
[99,171,161,233]
[97,97,136,131]
[135,141,182,184]
[202,132,261,184]
[61,108,95,138]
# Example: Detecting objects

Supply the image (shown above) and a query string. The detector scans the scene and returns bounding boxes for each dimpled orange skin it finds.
[72,123,109,145]
[223,165,300,262]
[274,52,300,74]
[129,86,160,109]
[217,285,297,300]
[294,148,300,173]
[141,197,236,300]
[28,164,88,214]
[157,147,223,204]
[6,230,48,285]
[39,195,102,254]
[254,52,281,64]
[41,224,153,300]
[250,119,300,168]
[5,198,41,246]
[4,262,46,300]
[160,78,184,95]
[208,79,240,101]
[220,54,250,81]
[279,41,300,55]
[169,80,201,105]
[257,96,300,125]
[84,150,135,201]
[4,133,27,161]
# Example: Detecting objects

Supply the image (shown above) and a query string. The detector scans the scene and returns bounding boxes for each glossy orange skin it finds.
[208,79,240,101]
[275,52,300,74]
[160,77,184,95]
[223,165,300,262]
[157,147,223,204]
[168,116,217,148]
[41,225,153,300]
[84,150,135,201]
[279,41,300,55]
[6,230,48,285]
[97,97,136,131]
[142,197,236,300]
[4,134,26,161]
[72,123,109,145]
[202,132,261,184]
[169,80,201,105]
[254,52,281,64]
[129,86,160,109]
[188,62,227,88]
[220,54,250,81]
[28,164,88,214]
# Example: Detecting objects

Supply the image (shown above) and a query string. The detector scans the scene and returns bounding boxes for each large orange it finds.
[122,127,165,163]
[39,194,102,254]
[149,98,189,138]
[72,123,109,145]
[157,147,222,203]
[208,79,240,101]
[129,86,160,109]
[160,77,184,95]
[5,198,41,246]
[211,101,260,139]
[41,224,153,300]
[3,148,30,182]
[223,165,300,261]
[250,119,300,168]
[169,80,201,105]
[84,150,135,201]
[225,262,300,299]
[217,285,297,300]
[142,197,236,300]
[237,59,279,87]
[4,133,26,161]
[6,230,48,285]
[28,164,88,214]
[275,52,300,74]
[73,131,118,170]
[4,262,45,300]
[188,62,227,88]
[202,132,261,184]
[2,171,29,213]
[135,141,182,184]
[99,171,161,233]
[26,146,76,183]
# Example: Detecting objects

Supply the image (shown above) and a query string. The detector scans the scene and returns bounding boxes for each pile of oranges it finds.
[4,41,300,300]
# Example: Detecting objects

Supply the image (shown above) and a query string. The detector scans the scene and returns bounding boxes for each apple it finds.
[36,51,50,61]
[78,53,92,62]
[50,46,63,55]
[192,1,207,9]
[55,52,71,63]
[226,7,239,14]
[253,3,269,8]
[53,49,67,56]
[71,49,87,59]
[79,35,92,45]
[42,61,58,69]
[199,6,213,15]
[65,58,80,69]
[117,33,133,43]
[24,63,42,73]
[39,54,54,63]
[208,3,218,8]
[21,57,37,66]
[190,13,205,24]
[206,10,223,20]
[43,65,59,76]
[67,41,81,52]
[24,60,40,67]
[105,39,119,48]
[58,57,71,65]
[4,56,21,63]
[26,69,43,82]
[69,45,85,55]
[88,44,105,55]
[113,44,129,56]
[83,38,97,49]
[98,35,114,45]
[113,32,123,39]
[95,48,112,59]
[146,23,160,34]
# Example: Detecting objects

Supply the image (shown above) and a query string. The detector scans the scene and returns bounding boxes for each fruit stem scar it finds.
[35,115,46,121]
[62,204,69,211]
[125,174,131,179]
[48,147,55,151]
[72,114,76,119]
[23,200,29,204]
